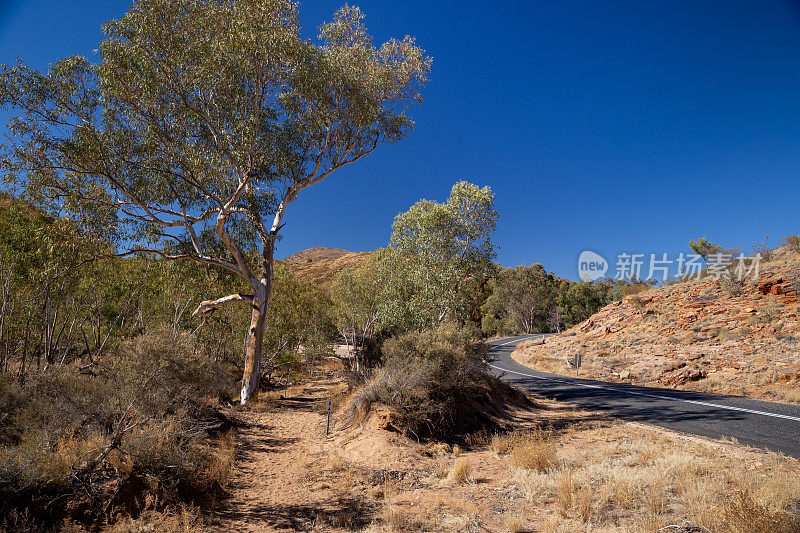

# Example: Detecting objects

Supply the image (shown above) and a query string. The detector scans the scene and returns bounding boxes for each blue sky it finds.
[2,1,800,279]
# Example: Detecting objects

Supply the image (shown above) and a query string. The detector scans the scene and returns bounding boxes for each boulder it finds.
[758,274,797,302]
[660,367,706,386]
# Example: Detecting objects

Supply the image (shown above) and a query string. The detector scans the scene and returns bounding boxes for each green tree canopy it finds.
[688,237,722,262]
[384,181,497,328]
[0,0,430,403]
[485,264,560,334]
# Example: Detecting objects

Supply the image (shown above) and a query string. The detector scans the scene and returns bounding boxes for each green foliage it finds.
[1,0,431,258]
[330,252,394,368]
[381,181,498,329]
[558,282,607,326]
[1,0,430,400]
[262,266,335,381]
[483,264,562,334]
[688,236,722,261]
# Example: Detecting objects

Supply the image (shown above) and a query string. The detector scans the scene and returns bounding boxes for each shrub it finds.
[721,269,746,297]
[758,297,781,323]
[752,235,775,262]
[784,234,800,256]
[0,333,238,529]
[348,323,522,439]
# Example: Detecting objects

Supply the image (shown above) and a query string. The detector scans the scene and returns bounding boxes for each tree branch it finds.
[191,293,254,318]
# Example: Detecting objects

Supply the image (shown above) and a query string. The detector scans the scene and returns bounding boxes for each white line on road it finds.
[490,338,800,423]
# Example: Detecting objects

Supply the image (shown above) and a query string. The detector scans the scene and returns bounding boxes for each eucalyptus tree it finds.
[493,264,560,334]
[330,251,394,370]
[387,181,497,328]
[0,0,430,403]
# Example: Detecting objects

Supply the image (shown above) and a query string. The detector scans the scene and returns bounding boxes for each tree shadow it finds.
[212,496,375,531]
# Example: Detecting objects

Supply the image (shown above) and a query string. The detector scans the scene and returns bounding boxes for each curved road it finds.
[489,335,800,458]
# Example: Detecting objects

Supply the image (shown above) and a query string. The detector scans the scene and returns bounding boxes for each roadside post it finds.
[575,353,582,377]
[326,398,333,435]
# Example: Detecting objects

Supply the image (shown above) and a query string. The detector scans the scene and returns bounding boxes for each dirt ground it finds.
[208,378,364,532]
[206,373,800,533]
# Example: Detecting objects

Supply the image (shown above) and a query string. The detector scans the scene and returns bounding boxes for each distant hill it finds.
[280,248,375,292]
[282,247,352,264]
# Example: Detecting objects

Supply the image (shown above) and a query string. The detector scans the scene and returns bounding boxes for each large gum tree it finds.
[0,0,430,403]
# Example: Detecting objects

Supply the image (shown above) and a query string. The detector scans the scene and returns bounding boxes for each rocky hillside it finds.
[281,247,375,292]
[514,246,800,404]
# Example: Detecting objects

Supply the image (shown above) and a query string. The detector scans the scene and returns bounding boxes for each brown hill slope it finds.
[281,248,375,292]
[514,246,800,404]
[282,247,351,264]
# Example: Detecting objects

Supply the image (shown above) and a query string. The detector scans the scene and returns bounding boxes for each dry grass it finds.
[433,507,481,532]
[509,441,556,473]
[507,423,800,532]
[328,453,349,472]
[382,503,425,532]
[492,428,556,474]
[283,250,374,291]
[504,514,526,532]
[105,504,205,533]
[448,457,473,484]
[206,429,236,487]
[490,428,551,455]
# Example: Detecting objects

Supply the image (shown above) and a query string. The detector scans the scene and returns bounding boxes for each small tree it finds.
[688,237,722,263]
[548,306,563,333]
[386,181,498,328]
[330,253,390,371]
[0,0,430,403]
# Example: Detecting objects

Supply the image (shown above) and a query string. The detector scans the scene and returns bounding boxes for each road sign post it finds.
[326,398,333,435]
[575,353,582,377]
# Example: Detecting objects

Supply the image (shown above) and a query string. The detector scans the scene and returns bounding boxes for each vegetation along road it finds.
[489,335,800,458]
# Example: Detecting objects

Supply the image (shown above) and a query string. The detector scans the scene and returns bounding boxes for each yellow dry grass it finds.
[504,514,526,533]
[510,422,800,532]
[448,457,473,484]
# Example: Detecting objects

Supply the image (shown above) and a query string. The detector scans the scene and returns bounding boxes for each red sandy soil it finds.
[514,247,800,404]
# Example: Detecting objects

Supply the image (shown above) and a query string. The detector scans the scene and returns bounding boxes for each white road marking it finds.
[490,338,800,423]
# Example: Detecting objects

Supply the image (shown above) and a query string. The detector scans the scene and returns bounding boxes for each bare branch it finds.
[191,293,254,318]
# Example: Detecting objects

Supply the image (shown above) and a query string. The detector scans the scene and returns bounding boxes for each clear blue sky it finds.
[2,1,800,279]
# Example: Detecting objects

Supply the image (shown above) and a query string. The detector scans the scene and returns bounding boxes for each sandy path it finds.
[209,381,355,532]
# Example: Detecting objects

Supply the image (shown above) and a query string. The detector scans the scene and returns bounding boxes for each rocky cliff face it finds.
[514,247,800,403]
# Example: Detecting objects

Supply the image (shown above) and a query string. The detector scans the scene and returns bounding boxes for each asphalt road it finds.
[488,334,800,458]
